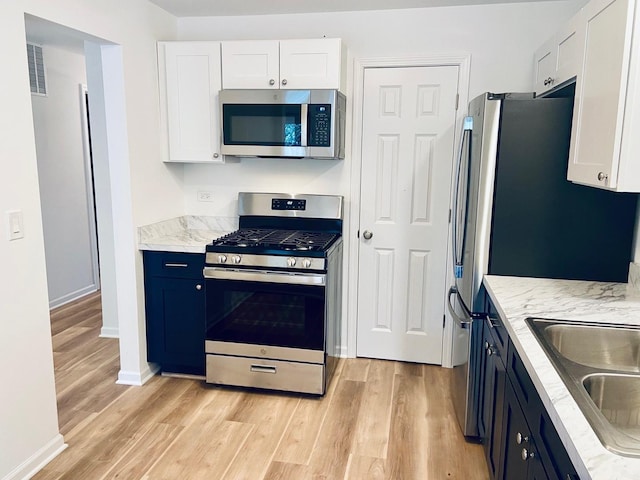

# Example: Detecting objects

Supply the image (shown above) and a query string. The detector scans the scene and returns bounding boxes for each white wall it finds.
[0,1,180,479]
[30,44,97,308]
[176,1,586,355]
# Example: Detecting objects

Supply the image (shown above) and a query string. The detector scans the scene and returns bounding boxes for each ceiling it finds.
[147,0,558,17]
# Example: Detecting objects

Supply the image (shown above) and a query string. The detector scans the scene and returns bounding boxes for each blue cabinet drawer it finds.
[143,251,205,279]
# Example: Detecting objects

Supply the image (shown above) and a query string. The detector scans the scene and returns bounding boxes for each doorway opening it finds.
[25,13,144,397]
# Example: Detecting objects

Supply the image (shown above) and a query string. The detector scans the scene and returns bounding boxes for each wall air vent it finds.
[27,42,47,96]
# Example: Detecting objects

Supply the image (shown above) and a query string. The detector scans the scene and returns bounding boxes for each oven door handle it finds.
[203,267,326,286]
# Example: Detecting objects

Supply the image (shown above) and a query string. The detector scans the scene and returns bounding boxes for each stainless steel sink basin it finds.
[527,318,640,457]
[541,323,640,372]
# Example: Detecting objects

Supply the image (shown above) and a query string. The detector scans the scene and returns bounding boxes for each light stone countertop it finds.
[483,275,640,480]
[137,215,237,253]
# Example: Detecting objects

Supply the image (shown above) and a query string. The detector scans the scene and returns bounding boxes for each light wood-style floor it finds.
[34,291,489,480]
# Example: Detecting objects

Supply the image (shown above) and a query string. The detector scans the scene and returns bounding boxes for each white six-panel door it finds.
[356,65,459,364]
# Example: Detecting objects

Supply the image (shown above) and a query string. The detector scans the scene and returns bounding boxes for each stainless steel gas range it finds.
[203,192,343,395]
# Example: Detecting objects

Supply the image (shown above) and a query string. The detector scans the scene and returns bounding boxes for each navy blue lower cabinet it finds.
[143,251,206,375]
[480,317,507,480]
[501,377,539,479]
[483,295,579,480]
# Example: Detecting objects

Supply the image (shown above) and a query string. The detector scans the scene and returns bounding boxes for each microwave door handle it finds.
[451,117,473,278]
[300,104,308,147]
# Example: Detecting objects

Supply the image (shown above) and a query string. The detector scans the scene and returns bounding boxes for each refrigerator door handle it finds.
[451,117,473,279]
[447,286,473,328]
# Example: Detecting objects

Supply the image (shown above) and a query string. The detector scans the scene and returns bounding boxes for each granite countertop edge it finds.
[483,275,640,480]
[137,215,237,253]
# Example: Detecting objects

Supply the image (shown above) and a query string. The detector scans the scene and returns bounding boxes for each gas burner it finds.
[210,228,339,254]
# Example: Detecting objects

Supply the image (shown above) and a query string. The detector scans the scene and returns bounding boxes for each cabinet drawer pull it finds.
[521,448,534,461]
[250,364,277,374]
[164,263,188,268]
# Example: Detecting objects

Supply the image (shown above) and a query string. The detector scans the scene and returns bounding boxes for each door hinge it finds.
[448,208,452,223]
[357,229,360,238]
[455,93,459,110]
[443,315,446,328]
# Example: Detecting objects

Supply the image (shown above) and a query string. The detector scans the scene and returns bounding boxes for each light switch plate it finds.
[7,210,24,241]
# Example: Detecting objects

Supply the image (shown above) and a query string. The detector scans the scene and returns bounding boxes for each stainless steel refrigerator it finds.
[447,92,637,438]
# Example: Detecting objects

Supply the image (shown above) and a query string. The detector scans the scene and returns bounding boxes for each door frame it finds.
[79,84,101,295]
[348,54,471,367]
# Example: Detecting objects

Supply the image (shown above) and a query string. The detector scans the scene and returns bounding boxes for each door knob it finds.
[362,230,373,240]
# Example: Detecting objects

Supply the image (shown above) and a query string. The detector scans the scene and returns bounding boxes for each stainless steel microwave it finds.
[219,89,346,159]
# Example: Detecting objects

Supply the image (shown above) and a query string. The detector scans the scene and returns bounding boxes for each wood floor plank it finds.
[385,372,428,480]
[145,419,253,479]
[394,361,424,377]
[341,357,370,381]
[344,455,388,480]
[221,391,301,480]
[101,422,184,480]
[307,379,365,479]
[423,366,489,480]
[272,364,342,466]
[263,461,310,480]
[351,359,395,459]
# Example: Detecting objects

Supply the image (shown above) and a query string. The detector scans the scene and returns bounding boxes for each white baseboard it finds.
[99,326,119,338]
[2,434,66,480]
[48,285,97,310]
[116,363,159,386]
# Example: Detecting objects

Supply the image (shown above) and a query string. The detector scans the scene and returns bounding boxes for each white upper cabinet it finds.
[567,0,640,191]
[222,38,344,90]
[220,40,280,89]
[534,9,584,96]
[158,41,225,163]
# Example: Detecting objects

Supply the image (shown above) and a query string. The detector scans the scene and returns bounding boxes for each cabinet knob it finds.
[543,77,554,86]
[269,79,276,86]
[196,284,202,291]
[281,79,288,86]
[486,344,496,356]
[597,171,608,182]
[516,432,529,444]
[213,153,219,159]
[521,448,534,461]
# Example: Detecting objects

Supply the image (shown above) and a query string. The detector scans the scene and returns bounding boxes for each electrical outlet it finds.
[197,191,214,202]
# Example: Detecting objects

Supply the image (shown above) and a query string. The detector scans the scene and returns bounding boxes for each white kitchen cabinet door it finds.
[554,11,585,87]
[567,0,638,190]
[279,38,343,89]
[534,10,584,96]
[160,42,224,163]
[533,37,557,95]
[221,40,280,89]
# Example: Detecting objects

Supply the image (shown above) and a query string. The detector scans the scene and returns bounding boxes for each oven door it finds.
[204,268,326,354]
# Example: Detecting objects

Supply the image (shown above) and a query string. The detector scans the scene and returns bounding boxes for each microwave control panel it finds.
[307,104,332,147]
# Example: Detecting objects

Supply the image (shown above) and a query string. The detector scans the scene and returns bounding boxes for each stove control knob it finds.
[232,255,242,264]
[218,255,227,264]
[303,259,312,269]
[287,257,297,267]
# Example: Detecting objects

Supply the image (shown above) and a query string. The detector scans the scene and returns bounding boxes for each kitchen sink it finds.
[527,318,640,457]
[538,322,640,372]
